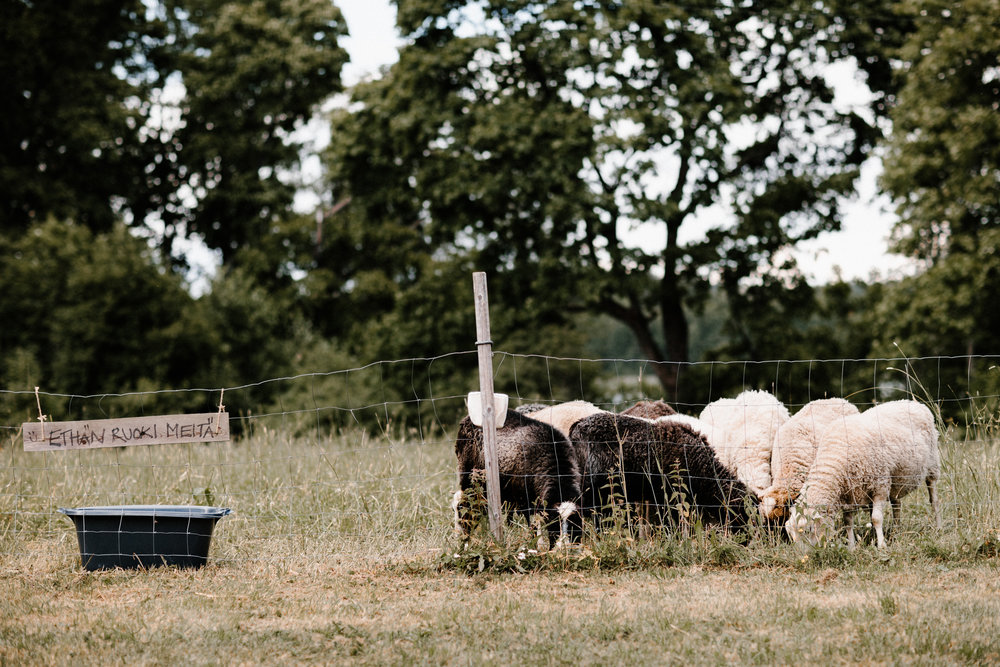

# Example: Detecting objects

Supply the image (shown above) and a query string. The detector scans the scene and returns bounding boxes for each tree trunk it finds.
[599,281,687,400]
[657,267,689,401]
[654,221,690,400]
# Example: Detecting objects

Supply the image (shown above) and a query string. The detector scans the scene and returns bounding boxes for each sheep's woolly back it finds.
[524,400,605,439]
[760,398,860,518]
[620,399,677,419]
[698,390,790,497]
[796,400,940,515]
[569,411,752,529]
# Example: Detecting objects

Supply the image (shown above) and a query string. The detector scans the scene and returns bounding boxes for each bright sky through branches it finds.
[335,0,913,285]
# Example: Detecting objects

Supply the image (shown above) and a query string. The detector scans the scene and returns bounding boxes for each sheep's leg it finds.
[554,502,578,548]
[637,501,651,540]
[927,476,942,529]
[453,489,478,538]
[451,490,465,536]
[843,509,857,550]
[871,498,889,548]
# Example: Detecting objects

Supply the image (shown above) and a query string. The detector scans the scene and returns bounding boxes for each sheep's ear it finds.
[467,392,509,427]
[760,495,777,519]
[496,394,508,427]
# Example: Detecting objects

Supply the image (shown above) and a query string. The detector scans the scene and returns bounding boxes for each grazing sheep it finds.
[785,400,942,549]
[699,390,790,498]
[453,409,583,544]
[523,400,605,439]
[759,398,860,520]
[620,399,677,419]
[569,412,752,531]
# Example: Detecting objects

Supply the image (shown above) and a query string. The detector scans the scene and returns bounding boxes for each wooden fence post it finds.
[472,272,503,541]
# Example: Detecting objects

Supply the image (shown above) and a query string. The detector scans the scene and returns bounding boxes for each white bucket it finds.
[467,391,508,428]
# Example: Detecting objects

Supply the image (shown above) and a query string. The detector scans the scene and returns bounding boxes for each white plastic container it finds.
[466,391,508,428]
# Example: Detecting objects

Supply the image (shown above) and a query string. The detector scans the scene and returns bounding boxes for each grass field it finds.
[3,418,1000,665]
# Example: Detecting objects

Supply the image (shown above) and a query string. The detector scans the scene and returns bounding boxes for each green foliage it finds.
[572,279,881,408]
[871,231,1000,358]
[0,1,356,425]
[4,0,996,430]
[872,0,1000,410]
[882,0,1000,261]
[325,0,896,396]
[0,220,195,417]
[1,0,349,284]
[0,221,308,426]
[155,264,321,429]
[261,335,387,434]
[154,0,349,267]
[0,0,155,232]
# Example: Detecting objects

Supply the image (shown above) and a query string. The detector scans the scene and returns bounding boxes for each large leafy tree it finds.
[0,220,195,398]
[882,0,1000,264]
[872,0,1000,408]
[877,0,1000,354]
[323,0,893,397]
[150,0,349,272]
[2,0,348,283]
[0,219,307,423]
[0,0,155,231]
[1,1,350,415]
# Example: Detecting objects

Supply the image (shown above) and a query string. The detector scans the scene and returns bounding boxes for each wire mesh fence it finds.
[2,353,999,568]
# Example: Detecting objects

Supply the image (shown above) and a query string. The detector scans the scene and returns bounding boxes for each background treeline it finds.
[2,0,999,429]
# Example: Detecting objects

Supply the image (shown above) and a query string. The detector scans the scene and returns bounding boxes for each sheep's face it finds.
[785,504,835,548]
[759,487,792,520]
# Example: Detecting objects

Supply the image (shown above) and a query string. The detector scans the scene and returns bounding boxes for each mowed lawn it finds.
[3,424,1000,665]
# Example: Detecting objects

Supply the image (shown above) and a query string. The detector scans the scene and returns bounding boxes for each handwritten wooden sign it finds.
[22,412,230,452]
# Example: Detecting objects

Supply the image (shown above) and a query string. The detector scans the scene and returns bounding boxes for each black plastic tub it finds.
[58,505,232,570]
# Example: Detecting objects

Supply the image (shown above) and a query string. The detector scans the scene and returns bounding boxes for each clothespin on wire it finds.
[34,386,47,440]
[215,388,226,436]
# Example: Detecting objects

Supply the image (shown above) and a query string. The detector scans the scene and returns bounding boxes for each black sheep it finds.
[453,409,584,543]
[569,412,752,531]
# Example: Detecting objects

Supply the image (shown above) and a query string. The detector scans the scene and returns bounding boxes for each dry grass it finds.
[3,414,1000,665]
[3,553,1000,665]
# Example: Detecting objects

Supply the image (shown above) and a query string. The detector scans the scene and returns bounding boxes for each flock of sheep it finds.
[452,391,942,549]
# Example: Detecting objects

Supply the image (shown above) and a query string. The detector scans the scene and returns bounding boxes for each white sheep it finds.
[523,400,605,439]
[759,398,860,520]
[785,399,942,549]
[699,390,790,497]
[656,412,713,439]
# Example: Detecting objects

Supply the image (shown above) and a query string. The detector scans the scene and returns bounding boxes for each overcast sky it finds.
[334,0,913,285]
